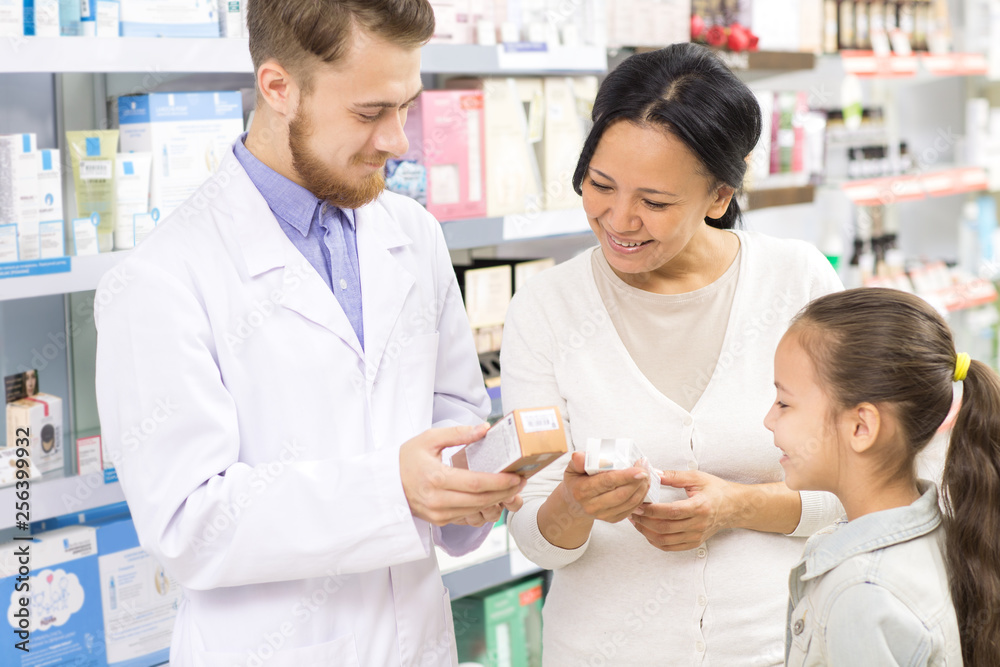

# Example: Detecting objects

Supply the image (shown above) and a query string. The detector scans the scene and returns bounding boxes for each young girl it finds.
[765,287,1000,666]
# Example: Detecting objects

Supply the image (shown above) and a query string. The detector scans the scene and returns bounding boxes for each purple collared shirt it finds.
[233,134,364,349]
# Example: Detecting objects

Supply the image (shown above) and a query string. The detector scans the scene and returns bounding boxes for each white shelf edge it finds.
[0,251,131,302]
[0,472,125,532]
[2,37,254,73]
[1,38,607,74]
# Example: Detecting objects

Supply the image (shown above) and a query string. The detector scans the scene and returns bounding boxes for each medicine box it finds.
[0,525,107,666]
[452,407,566,478]
[584,437,659,503]
[118,91,244,220]
[95,517,181,667]
[0,133,41,261]
[6,392,64,474]
[453,576,544,667]
[392,90,487,222]
[119,0,219,37]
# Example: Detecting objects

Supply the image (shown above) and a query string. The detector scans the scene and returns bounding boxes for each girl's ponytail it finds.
[943,359,1000,665]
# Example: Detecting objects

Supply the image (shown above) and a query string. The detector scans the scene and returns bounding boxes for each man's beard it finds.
[288,110,389,209]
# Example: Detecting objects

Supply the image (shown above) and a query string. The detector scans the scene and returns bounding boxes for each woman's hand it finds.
[559,451,651,524]
[629,469,742,551]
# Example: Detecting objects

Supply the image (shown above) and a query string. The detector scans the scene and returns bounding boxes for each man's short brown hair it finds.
[247,0,435,95]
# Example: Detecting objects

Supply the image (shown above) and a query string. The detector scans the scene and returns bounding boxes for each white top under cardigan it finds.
[502,230,844,667]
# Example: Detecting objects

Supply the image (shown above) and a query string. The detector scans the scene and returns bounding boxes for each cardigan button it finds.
[683,416,693,427]
[793,619,805,635]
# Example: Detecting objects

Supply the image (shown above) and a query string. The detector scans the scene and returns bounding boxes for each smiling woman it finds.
[501,43,845,666]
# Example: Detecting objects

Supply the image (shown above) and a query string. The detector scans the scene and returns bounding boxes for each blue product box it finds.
[0,526,107,666]
[94,517,180,667]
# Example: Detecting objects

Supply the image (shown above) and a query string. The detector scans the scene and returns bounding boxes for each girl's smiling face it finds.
[764,329,846,492]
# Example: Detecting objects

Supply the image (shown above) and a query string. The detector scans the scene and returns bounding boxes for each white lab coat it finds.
[94,148,492,667]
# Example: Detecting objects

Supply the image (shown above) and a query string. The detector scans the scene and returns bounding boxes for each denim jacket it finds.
[786,481,962,666]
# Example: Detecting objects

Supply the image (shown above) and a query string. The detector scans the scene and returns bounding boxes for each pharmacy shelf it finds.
[440,209,591,249]
[443,551,544,600]
[0,38,607,74]
[634,48,816,73]
[837,51,989,78]
[422,43,607,73]
[0,37,254,73]
[0,212,589,300]
[839,166,989,206]
[0,472,124,533]
[0,251,129,302]
[746,185,815,211]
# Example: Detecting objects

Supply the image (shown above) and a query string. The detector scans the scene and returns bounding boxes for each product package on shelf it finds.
[0,0,23,36]
[447,77,543,217]
[217,0,242,37]
[0,133,41,263]
[387,90,487,222]
[453,576,544,667]
[118,0,219,37]
[536,77,597,211]
[607,0,690,48]
[0,526,107,666]
[95,516,181,667]
[5,368,63,476]
[66,129,119,253]
[36,149,65,259]
[117,91,244,221]
[24,0,60,36]
[114,152,152,250]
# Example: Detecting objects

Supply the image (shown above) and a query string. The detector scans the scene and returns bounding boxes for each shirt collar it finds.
[233,133,356,236]
[796,480,942,582]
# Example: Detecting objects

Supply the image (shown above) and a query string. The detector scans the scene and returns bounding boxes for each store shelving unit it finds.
[442,550,543,599]
[0,38,607,75]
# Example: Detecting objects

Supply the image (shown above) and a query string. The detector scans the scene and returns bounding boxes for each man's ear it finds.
[257,59,299,118]
[706,184,735,220]
[845,402,881,454]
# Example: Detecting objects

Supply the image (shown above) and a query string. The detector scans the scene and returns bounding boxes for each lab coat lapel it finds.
[356,201,415,379]
[222,151,363,357]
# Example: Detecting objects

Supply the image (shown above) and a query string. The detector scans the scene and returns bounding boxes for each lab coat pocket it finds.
[402,332,440,431]
[197,633,360,667]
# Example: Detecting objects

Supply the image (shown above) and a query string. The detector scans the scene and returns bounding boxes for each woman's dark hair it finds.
[572,42,762,230]
[790,288,1000,665]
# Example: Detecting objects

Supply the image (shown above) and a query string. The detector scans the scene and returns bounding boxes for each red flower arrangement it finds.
[690,15,759,52]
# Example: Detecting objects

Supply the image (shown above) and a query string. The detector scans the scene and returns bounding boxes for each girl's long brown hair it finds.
[792,287,1000,665]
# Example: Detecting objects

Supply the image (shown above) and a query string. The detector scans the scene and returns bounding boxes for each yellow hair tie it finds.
[954,353,971,382]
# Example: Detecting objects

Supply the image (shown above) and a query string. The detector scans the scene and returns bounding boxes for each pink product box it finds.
[401,90,487,222]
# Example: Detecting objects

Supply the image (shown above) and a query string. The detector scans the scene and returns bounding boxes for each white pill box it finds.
[5,392,63,474]
[584,438,659,504]
[452,407,567,478]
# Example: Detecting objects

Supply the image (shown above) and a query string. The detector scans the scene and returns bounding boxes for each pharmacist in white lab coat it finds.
[93,2,523,666]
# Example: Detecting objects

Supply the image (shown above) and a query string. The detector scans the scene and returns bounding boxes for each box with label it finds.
[0,525,107,666]
[446,77,543,217]
[391,90,486,222]
[95,517,181,667]
[6,392,63,474]
[452,407,566,478]
[0,134,40,261]
[36,148,64,260]
[537,77,596,210]
[453,576,544,667]
[118,91,244,219]
[584,437,659,503]
[119,0,218,37]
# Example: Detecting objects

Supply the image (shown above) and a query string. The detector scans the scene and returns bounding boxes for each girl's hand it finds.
[629,470,742,551]
[559,451,651,524]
